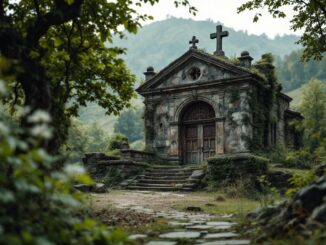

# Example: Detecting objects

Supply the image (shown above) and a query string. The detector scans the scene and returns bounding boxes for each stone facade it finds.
[137,36,301,164]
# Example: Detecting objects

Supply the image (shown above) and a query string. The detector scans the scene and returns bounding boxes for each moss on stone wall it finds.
[247,53,278,150]
[143,104,155,149]
[208,153,269,182]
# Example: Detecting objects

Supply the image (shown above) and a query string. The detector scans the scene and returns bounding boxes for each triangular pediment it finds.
[137,49,253,93]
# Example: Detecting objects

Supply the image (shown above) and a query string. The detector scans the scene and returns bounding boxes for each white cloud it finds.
[137,0,301,38]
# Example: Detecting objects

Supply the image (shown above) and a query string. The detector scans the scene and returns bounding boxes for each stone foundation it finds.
[82,152,148,181]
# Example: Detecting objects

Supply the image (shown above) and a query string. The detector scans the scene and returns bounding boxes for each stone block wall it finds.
[144,81,253,162]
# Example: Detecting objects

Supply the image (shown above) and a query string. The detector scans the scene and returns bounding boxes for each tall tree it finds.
[114,109,144,143]
[238,0,326,61]
[298,79,326,152]
[0,0,196,153]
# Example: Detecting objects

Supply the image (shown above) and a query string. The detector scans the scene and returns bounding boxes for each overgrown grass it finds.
[172,191,260,218]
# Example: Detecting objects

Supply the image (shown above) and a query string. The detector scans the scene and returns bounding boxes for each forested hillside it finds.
[79,18,325,134]
[113,17,300,79]
[275,50,326,92]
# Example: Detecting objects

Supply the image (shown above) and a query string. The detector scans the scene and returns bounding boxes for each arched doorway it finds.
[180,101,216,164]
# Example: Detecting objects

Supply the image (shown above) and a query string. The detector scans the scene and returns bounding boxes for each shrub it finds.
[208,153,269,181]
[0,109,129,244]
[284,148,317,169]
[108,133,128,151]
[130,140,145,151]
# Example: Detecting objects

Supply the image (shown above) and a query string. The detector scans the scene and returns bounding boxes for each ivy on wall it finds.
[247,53,278,150]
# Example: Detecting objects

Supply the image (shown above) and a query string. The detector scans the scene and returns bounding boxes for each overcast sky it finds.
[138,0,300,39]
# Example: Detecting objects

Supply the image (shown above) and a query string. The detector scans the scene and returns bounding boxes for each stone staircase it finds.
[126,165,205,191]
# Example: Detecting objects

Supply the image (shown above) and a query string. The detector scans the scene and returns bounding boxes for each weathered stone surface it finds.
[244,176,326,242]
[159,231,201,239]
[93,183,107,193]
[137,43,300,164]
[146,241,177,245]
[315,164,326,177]
[199,240,250,245]
[267,170,292,191]
[73,183,108,193]
[74,184,92,192]
[128,234,148,240]
[206,222,236,226]
[168,221,194,226]
[204,232,239,239]
[186,225,215,230]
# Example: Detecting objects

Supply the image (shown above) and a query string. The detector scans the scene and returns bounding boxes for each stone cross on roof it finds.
[210,25,229,56]
[189,36,199,49]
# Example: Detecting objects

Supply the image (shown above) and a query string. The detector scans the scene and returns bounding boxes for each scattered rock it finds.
[315,164,326,177]
[246,207,262,219]
[93,183,107,193]
[190,170,205,178]
[74,184,92,192]
[168,221,194,227]
[215,195,226,202]
[205,203,216,206]
[206,222,236,226]
[74,183,108,193]
[310,203,326,223]
[204,232,239,239]
[185,206,203,212]
[128,234,147,240]
[244,176,326,242]
[186,224,215,230]
[146,241,177,245]
[200,240,250,245]
[159,231,201,239]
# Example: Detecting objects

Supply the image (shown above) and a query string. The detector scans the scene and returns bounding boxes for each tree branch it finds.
[0,0,4,20]
[313,0,326,17]
[33,0,41,17]
[26,0,84,48]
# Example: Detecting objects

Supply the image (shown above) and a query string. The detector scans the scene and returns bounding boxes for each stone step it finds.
[125,165,205,191]
[132,183,183,188]
[138,179,189,184]
[148,169,194,174]
[146,173,191,177]
[126,186,180,191]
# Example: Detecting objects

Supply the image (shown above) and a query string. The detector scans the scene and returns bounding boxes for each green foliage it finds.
[284,148,317,169]
[257,175,278,208]
[247,54,278,149]
[286,171,316,197]
[0,110,129,244]
[275,50,326,92]
[130,140,145,151]
[298,79,326,154]
[238,0,326,61]
[0,1,195,153]
[114,109,144,143]
[61,119,109,163]
[208,153,269,184]
[108,133,128,151]
[113,17,299,79]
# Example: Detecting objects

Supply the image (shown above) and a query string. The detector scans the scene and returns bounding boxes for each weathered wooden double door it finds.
[181,102,216,164]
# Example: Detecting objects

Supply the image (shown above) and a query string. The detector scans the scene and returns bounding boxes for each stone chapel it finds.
[137,25,302,165]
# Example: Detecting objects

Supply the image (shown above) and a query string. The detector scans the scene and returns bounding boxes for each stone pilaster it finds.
[216,121,224,154]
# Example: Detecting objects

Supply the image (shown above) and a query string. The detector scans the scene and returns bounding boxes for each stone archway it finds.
[180,101,216,164]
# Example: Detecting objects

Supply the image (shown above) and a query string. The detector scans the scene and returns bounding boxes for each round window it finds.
[187,67,201,80]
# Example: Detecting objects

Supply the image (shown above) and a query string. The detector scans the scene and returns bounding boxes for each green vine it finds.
[246,53,278,150]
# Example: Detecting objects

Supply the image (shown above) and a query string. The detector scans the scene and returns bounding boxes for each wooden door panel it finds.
[183,123,216,164]
[185,126,199,164]
[202,124,216,161]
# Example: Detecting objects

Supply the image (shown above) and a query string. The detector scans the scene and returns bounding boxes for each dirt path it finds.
[90,190,214,212]
[89,190,255,244]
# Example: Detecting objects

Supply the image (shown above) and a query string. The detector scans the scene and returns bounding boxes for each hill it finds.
[79,18,306,132]
[113,17,300,79]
